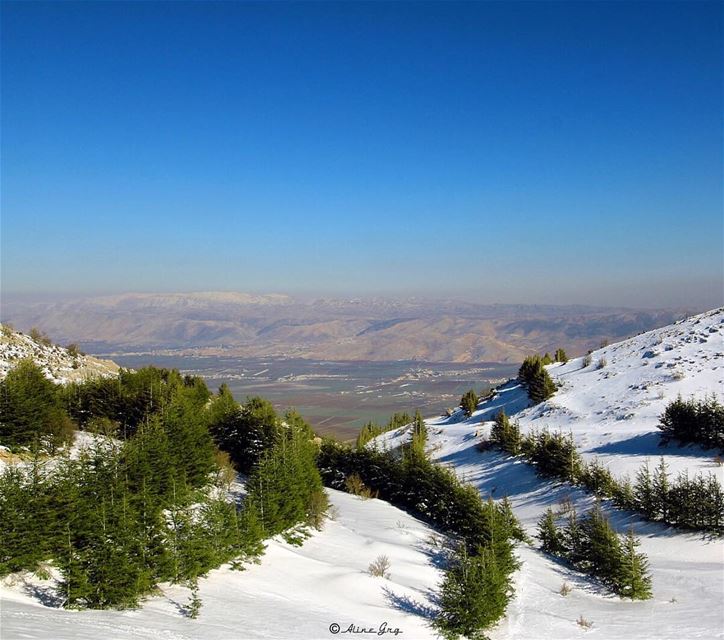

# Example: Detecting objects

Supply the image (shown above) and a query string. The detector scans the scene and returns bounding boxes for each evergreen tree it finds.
[356,421,382,450]
[579,503,622,587]
[634,461,655,518]
[405,410,428,463]
[554,348,568,363]
[0,359,73,452]
[561,508,585,566]
[460,390,478,417]
[237,498,266,561]
[490,410,521,455]
[652,458,670,522]
[527,365,557,405]
[616,529,652,599]
[434,545,509,640]
[537,508,564,555]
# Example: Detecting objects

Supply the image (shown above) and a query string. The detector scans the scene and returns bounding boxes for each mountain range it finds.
[1,292,693,363]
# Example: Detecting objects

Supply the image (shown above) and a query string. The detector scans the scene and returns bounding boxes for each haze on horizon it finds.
[1,1,722,310]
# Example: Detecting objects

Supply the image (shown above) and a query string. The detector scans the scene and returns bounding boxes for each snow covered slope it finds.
[375,307,724,639]
[2,310,721,640]
[0,325,119,383]
[0,490,443,640]
[518,306,724,480]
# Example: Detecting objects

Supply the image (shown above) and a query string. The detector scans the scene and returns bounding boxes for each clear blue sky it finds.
[1,1,722,308]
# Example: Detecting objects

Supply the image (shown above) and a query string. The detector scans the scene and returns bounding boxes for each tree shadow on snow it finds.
[414,539,453,571]
[382,586,438,621]
[589,432,716,459]
[22,582,65,608]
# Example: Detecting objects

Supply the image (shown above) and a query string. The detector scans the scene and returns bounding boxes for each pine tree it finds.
[561,508,585,566]
[434,545,509,640]
[0,359,74,452]
[652,458,670,522]
[615,529,652,599]
[461,390,478,417]
[237,498,266,561]
[579,503,622,587]
[634,461,655,518]
[537,508,564,555]
[527,365,557,405]
[490,410,521,455]
[554,348,568,363]
[405,410,428,463]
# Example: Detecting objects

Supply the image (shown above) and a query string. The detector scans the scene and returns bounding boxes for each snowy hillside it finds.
[0,489,443,640]
[374,307,724,639]
[1,309,721,640]
[0,324,119,383]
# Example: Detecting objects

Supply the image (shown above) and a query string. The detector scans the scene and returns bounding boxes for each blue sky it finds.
[1,1,721,308]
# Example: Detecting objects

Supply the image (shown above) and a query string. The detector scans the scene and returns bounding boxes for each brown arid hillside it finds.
[0,324,120,382]
[1,292,693,363]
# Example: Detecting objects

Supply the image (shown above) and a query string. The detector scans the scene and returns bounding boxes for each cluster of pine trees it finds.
[517,355,557,404]
[658,394,724,450]
[405,410,428,463]
[318,440,523,639]
[460,390,478,417]
[0,359,75,453]
[0,362,328,609]
[487,411,724,534]
[627,459,723,533]
[538,503,651,599]
[354,411,413,450]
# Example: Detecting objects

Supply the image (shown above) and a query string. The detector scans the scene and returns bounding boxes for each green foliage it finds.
[579,458,618,497]
[537,508,564,555]
[0,367,331,610]
[318,441,521,637]
[485,401,722,536]
[536,503,651,599]
[355,421,384,450]
[208,395,281,474]
[355,411,414,450]
[404,410,428,464]
[245,421,326,537]
[460,390,478,417]
[554,348,568,363]
[0,359,74,453]
[617,529,652,600]
[518,356,556,404]
[61,366,211,440]
[434,546,510,640]
[489,411,521,455]
[522,430,582,481]
[658,394,724,450]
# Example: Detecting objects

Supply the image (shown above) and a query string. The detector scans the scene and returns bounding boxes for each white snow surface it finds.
[374,307,724,639]
[2,308,723,639]
[0,490,443,640]
[0,325,119,383]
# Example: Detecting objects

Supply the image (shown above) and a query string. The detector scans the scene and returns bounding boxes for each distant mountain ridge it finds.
[1,292,693,363]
